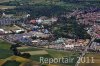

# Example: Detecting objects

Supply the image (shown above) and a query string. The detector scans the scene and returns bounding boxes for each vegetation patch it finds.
[0,39,12,59]
[21,50,48,55]
[2,60,21,66]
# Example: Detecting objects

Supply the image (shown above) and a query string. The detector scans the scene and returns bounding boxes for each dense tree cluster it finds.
[4,4,67,18]
[52,16,91,39]
[94,39,100,43]
[10,44,31,58]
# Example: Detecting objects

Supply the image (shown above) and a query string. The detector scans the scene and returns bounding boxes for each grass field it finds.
[21,50,48,55]
[18,47,79,66]
[0,56,40,66]
[18,47,42,52]
[79,53,100,66]
[2,60,21,66]
[0,39,13,59]
[0,38,80,66]
[0,39,79,66]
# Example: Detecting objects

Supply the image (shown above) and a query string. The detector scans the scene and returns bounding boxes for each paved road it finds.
[75,37,96,66]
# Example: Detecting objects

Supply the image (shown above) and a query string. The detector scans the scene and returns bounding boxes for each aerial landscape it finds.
[0,0,100,66]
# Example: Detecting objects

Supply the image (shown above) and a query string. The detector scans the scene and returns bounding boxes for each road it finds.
[75,36,96,66]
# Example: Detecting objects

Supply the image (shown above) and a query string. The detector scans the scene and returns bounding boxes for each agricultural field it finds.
[21,50,48,55]
[0,39,79,66]
[0,39,12,59]
[18,47,80,66]
[0,5,16,9]
[2,60,21,66]
[79,53,100,66]
[0,56,40,66]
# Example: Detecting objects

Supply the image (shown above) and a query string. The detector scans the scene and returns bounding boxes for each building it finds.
[0,17,27,25]
[0,29,5,35]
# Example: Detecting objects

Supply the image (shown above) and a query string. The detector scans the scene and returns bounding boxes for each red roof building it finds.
[30,20,36,24]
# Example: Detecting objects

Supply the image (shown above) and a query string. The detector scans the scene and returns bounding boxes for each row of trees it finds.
[10,44,31,58]
[4,4,67,18]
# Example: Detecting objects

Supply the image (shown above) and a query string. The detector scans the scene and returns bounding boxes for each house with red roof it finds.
[30,20,36,24]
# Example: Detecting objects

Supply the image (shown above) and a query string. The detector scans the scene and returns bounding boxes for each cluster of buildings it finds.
[30,17,58,25]
[76,12,100,25]
[3,30,51,45]
[90,42,100,51]
[67,9,100,39]
[0,13,30,26]
[48,38,89,50]
[0,9,99,51]
[0,25,25,35]
[0,17,17,25]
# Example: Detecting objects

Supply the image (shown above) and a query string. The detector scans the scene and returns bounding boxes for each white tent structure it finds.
[0,29,4,32]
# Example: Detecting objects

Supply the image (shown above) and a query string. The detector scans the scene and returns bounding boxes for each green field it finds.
[0,39,79,66]
[18,47,42,52]
[2,60,21,66]
[0,39,12,59]
[18,47,80,66]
